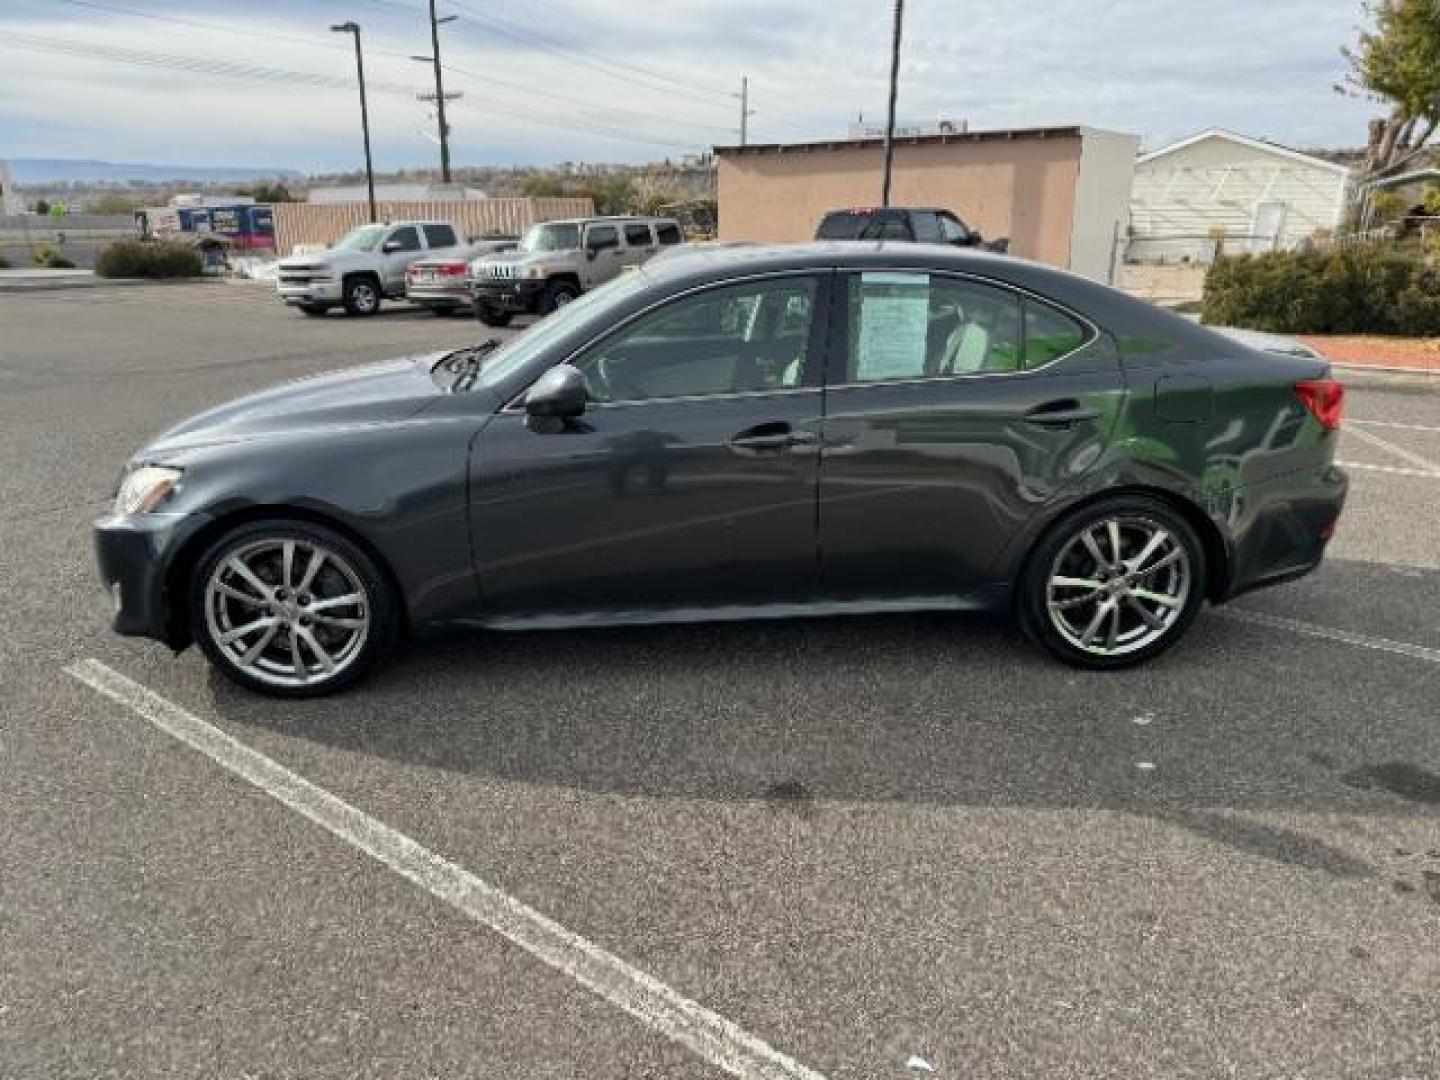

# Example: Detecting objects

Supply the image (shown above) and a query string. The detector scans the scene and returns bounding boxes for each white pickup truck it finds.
[275,220,463,317]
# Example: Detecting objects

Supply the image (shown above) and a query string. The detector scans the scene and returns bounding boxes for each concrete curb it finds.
[0,276,224,293]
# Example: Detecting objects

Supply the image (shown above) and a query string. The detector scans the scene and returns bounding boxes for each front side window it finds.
[624,223,653,247]
[574,277,819,403]
[519,223,580,252]
[333,224,387,251]
[939,214,970,244]
[386,226,422,252]
[423,223,458,248]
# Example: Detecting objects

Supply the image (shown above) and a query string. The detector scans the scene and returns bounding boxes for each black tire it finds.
[1017,495,1206,670]
[188,519,399,698]
[473,301,514,327]
[341,275,382,317]
[538,280,580,315]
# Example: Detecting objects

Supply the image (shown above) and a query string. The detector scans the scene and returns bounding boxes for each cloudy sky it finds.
[0,0,1383,173]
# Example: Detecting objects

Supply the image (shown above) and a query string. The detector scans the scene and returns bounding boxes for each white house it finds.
[1128,129,1350,263]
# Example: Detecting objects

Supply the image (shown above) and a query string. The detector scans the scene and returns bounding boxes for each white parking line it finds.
[1335,460,1440,479]
[1213,608,1440,665]
[1344,425,1440,475]
[1351,418,1440,434]
[65,659,827,1080]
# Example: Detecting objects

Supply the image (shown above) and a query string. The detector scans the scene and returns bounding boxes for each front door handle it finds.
[730,422,816,453]
[1024,400,1101,429]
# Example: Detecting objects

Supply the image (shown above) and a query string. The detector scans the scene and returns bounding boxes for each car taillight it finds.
[1294,378,1344,431]
[439,262,467,277]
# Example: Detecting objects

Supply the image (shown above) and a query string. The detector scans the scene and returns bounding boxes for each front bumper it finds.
[277,278,342,305]
[94,511,211,645]
[472,279,546,312]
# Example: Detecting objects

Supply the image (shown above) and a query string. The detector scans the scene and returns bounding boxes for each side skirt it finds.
[451,588,1012,633]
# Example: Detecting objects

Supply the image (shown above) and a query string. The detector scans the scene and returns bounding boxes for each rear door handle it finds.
[1024,400,1101,429]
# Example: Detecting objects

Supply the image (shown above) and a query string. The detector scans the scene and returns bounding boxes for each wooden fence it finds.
[273,197,594,255]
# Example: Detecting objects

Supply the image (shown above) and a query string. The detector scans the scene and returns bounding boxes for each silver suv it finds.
[470,216,683,326]
[276,220,462,317]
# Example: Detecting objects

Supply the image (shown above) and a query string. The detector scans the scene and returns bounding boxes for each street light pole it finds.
[880,0,905,208]
[331,22,377,223]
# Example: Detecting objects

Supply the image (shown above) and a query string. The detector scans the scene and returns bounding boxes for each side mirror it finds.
[525,364,588,419]
[382,239,403,253]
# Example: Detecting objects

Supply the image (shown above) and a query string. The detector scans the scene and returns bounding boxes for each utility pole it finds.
[734,75,756,146]
[412,0,461,182]
[331,22,376,223]
[880,0,905,207]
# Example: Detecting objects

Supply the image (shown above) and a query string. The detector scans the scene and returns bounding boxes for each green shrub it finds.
[1201,245,1440,335]
[32,244,77,269]
[95,240,203,279]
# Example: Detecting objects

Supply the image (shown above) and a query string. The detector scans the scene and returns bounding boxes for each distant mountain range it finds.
[5,158,303,184]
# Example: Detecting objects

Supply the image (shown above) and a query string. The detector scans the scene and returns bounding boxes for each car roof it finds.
[540,215,677,226]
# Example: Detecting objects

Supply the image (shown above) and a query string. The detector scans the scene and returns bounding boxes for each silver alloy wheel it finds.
[1045,515,1191,657]
[553,289,573,307]
[203,537,370,688]
[350,281,378,313]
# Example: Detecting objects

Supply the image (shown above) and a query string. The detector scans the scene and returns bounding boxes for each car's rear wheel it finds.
[342,276,381,317]
[189,520,398,697]
[539,280,580,314]
[1019,496,1205,669]
[474,301,513,327]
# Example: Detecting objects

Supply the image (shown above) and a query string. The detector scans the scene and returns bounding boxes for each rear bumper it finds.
[94,511,211,645]
[406,282,470,306]
[1220,463,1348,600]
[472,280,546,312]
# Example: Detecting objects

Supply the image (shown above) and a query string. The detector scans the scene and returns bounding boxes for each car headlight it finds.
[114,465,183,516]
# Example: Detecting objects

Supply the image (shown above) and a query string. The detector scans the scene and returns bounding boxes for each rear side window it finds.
[386,226,422,252]
[910,212,944,242]
[624,222,653,246]
[846,272,1021,381]
[655,221,683,245]
[1023,301,1088,366]
[586,225,620,250]
[938,214,970,244]
[423,223,458,248]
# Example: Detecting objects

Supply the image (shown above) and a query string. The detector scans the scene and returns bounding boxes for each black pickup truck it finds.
[815,207,1009,252]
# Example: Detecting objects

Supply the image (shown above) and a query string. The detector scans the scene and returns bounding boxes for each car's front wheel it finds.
[539,280,580,314]
[189,520,398,697]
[342,276,381,317]
[1019,496,1205,669]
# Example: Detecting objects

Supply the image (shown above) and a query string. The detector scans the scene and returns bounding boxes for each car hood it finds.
[138,353,451,461]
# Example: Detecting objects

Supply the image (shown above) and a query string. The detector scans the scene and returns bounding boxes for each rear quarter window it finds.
[1023,301,1089,367]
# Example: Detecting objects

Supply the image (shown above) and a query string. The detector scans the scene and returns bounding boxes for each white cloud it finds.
[0,0,1385,171]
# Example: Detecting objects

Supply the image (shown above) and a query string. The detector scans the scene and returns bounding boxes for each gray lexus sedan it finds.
[96,244,1347,696]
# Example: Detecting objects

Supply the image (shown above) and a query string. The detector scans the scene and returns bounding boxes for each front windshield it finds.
[519,223,580,253]
[468,270,650,390]
[333,224,387,252]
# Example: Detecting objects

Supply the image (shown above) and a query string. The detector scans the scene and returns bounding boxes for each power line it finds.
[436,0,736,110]
[0,31,423,94]
[42,0,733,140]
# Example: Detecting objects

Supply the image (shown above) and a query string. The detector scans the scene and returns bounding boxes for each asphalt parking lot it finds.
[2,281,1438,1079]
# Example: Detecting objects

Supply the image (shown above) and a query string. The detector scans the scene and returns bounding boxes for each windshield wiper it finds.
[435,339,502,393]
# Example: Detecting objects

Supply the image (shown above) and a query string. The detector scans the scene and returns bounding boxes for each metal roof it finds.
[714,125,1086,156]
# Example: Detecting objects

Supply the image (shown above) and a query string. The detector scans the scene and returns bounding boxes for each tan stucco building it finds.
[714,125,1138,281]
